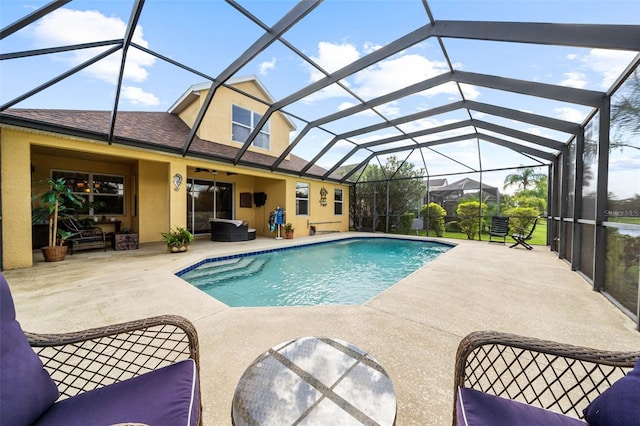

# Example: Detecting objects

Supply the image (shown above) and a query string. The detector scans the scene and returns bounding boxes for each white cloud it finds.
[309,41,361,80]
[559,72,587,89]
[566,53,578,60]
[121,86,160,106]
[352,54,452,99]
[29,8,155,85]
[303,42,456,105]
[259,58,276,75]
[553,107,586,123]
[582,49,636,89]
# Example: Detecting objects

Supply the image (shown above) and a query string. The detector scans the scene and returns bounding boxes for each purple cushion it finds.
[457,387,587,426]
[1,273,59,426]
[583,358,640,426]
[34,359,199,426]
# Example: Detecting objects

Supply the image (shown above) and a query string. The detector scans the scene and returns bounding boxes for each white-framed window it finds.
[296,182,309,215]
[52,170,125,216]
[334,188,343,215]
[232,104,270,149]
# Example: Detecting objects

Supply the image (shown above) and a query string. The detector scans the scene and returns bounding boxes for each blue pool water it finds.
[177,237,452,307]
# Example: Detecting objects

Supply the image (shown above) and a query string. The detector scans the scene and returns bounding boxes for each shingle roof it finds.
[3,109,335,180]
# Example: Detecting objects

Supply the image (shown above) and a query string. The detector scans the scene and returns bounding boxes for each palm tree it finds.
[503,167,546,191]
[611,69,640,152]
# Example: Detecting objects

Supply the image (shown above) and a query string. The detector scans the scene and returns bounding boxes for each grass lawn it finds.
[402,219,549,246]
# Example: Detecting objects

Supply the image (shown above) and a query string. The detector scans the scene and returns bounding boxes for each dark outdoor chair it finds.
[488,216,509,244]
[509,216,540,250]
[1,272,201,425]
[60,217,106,254]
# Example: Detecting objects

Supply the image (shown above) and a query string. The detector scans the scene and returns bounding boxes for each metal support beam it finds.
[274,73,451,170]
[0,45,121,111]
[182,0,321,156]
[0,0,71,40]
[337,132,555,183]
[431,21,640,51]
[593,98,611,291]
[234,23,437,164]
[454,71,605,107]
[571,130,585,270]
[108,0,145,143]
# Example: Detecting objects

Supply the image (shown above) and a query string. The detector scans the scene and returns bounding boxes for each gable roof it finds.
[168,76,297,130]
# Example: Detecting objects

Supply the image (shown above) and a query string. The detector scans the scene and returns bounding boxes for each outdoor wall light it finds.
[172,173,183,191]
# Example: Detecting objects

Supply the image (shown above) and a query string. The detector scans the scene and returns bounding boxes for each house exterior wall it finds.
[176,81,291,159]
[0,78,348,269]
[1,129,32,270]
[1,126,350,270]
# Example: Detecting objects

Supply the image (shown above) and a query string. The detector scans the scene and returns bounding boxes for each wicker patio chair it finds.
[1,269,202,425]
[26,315,200,400]
[453,330,640,425]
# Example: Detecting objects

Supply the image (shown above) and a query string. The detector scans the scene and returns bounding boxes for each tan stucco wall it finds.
[1,129,33,269]
[138,160,170,243]
[284,179,349,237]
[177,81,292,159]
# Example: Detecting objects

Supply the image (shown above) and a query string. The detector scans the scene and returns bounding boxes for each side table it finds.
[112,233,139,250]
[232,337,397,425]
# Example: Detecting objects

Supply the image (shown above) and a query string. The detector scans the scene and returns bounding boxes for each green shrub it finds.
[456,201,487,239]
[504,207,539,232]
[399,212,415,234]
[420,202,446,237]
[445,221,462,232]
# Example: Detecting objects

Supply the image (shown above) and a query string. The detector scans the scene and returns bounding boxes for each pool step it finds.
[184,257,267,288]
[181,257,252,280]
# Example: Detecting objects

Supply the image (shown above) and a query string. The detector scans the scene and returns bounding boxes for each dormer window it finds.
[232,104,270,149]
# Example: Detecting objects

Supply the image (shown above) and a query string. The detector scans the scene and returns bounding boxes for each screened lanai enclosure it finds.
[1,1,639,327]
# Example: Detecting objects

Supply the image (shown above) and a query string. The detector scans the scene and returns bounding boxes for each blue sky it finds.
[1,0,639,192]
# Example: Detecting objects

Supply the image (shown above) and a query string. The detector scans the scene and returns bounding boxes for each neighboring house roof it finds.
[2,108,334,180]
[431,177,499,197]
[168,75,297,130]
[426,178,447,188]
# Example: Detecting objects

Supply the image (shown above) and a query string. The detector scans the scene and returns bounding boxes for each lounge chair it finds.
[453,330,640,425]
[0,272,201,425]
[488,216,509,244]
[509,216,540,250]
[60,217,106,254]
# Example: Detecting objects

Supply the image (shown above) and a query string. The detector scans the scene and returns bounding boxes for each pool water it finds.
[178,237,452,307]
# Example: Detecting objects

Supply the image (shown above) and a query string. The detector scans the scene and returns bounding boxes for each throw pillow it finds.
[583,358,640,426]
[0,273,59,426]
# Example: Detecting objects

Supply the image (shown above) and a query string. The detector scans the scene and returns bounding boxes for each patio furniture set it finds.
[2,270,638,425]
[489,215,541,250]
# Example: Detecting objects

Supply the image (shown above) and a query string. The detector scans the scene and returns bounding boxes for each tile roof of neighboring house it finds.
[2,109,336,180]
[426,178,447,188]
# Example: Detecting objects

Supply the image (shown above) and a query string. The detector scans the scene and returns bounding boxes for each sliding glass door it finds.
[187,179,234,235]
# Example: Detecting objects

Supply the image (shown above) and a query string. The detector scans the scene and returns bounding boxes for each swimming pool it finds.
[177,237,452,307]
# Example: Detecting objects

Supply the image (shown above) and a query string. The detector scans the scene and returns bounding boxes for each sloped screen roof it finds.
[1,0,639,185]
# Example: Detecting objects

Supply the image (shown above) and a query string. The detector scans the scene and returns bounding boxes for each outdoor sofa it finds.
[209,218,256,242]
[0,272,201,425]
[60,218,106,254]
[454,330,640,425]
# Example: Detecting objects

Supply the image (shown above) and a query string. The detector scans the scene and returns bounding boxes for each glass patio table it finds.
[232,336,397,425]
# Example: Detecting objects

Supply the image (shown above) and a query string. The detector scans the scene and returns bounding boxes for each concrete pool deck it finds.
[4,232,640,425]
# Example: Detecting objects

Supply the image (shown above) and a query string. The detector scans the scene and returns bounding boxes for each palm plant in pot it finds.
[161,227,194,252]
[284,223,294,239]
[32,178,84,262]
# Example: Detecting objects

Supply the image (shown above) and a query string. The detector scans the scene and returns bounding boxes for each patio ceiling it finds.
[1,0,639,184]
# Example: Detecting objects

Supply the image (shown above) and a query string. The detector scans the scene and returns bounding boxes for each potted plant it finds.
[32,178,84,262]
[284,223,294,239]
[161,227,194,252]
